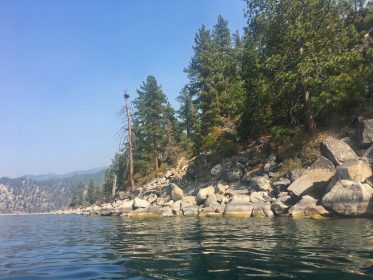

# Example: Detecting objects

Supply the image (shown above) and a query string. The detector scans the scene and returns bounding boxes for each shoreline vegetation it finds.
[53,117,373,219]
[57,0,373,218]
[62,1,371,220]
[2,1,372,217]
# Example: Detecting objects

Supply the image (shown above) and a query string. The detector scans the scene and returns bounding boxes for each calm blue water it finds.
[0,215,372,280]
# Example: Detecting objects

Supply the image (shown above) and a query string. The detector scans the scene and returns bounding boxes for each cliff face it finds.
[0,178,73,213]
[0,169,105,214]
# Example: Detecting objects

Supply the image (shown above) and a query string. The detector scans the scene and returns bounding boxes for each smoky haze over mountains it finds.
[0,167,106,214]
[21,167,107,181]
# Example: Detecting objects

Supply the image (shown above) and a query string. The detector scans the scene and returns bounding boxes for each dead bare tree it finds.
[124,91,135,192]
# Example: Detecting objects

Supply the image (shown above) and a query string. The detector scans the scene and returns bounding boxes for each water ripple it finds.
[0,215,372,279]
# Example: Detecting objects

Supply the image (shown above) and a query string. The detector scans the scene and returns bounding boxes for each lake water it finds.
[0,215,372,279]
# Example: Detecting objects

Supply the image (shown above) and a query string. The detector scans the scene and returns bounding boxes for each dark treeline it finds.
[103,0,373,196]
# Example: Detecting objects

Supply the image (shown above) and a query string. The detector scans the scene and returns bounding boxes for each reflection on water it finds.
[0,215,372,279]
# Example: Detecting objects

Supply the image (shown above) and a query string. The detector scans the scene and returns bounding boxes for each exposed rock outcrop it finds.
[355,117,373,147]
[196,186,215,205]
[288,169,335,198]
[322,180,373,217]
[170,183,184,201]
[320,137,358,166]
[59,122,373,220]
[289,195,329,218]
[334,159,372,182]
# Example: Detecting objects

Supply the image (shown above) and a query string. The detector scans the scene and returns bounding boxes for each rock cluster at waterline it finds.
[59,117,373,219]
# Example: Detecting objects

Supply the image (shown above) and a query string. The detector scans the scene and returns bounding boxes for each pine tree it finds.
[177,86,198,137]
[185,25,220,134]
[86,180,95,204]
[185,16,245,136]
[242,0,367,135]
[133,75,171,172]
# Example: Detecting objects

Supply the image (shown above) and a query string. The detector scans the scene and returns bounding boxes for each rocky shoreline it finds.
[55,118,373,219]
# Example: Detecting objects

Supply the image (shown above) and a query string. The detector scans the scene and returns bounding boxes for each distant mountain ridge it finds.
[21,167,107,181]
[0,167,107,214]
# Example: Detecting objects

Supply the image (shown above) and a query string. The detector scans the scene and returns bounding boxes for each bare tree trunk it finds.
[153,143,159,171]
[112,174,117,197]
[303,90,316,135]
[124,93,135,192]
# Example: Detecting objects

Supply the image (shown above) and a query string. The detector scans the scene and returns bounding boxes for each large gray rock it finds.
[159,206,173,217]
[199,206,223,217]
[250,191,271,203]
[182,196,197,206]
[182,205,200,216]
[359,146,373,164]
[223,165,242,183]
[239,147,261,165]
[290,168,306,182]
[116,200,133,214]
[171,200,182,214]
[271,195,293,216]
[355,117,373,147]
[311,156,336,171]
[320,137,358,166]
[165,170,174,179]
[335,159,372,182]
[272,178,291,189]
[100,207,114,216]
[215,183,227,194]
[133,197,150,209]
[91,205,102,215]
[170,183,184,201]
[230,195,251,204]
[247,176,271,191]
[251,202,274,218]
[224,201,253,218]
[289,195,329,218]
[288,169,335,198]
[322,180,373,217]
[263,154,278,172]
[211,164,223,177]
[146,193,158,204]
[204,193,219,208]
[196,186,215,205]
[115,199,133,209]
[156,196,166,206]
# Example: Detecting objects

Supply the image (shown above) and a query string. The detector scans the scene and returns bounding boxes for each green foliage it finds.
[133,75,177,174]
[103,151,129,195]
[270,126,296,144]
[70,180,102,206]
[104,2,372,192]
[70,182,85,207]
[240,0,371,137]
[177,86,199,139]
[202,127,238,157]
[185,16,245,131]
[86,180,96,204]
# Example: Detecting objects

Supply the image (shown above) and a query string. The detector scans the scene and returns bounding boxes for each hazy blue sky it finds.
[0,0,247,178]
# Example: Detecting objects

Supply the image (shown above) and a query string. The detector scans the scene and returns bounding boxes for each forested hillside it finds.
[0,169,105,213]
[102,0,372,197]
